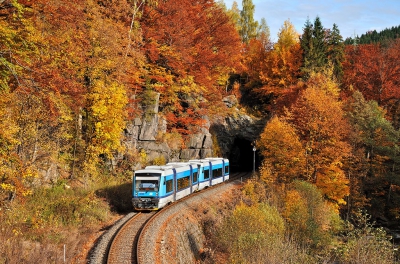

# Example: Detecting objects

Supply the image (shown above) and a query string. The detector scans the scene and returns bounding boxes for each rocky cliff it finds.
[124,93,266,168]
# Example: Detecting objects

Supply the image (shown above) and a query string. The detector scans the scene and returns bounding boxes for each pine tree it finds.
[300,17,313,78]
[239,0,258,44]
[300,16,329,79]
[327,23,345,81]
[311,16,328,72]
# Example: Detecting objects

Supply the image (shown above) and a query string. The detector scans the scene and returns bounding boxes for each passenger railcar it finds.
[132,157,230,210]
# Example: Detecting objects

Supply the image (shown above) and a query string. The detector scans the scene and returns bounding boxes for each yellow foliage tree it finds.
[283,181,342,248]
[84,80,128,176]
[0,1,41,202]
[257,116,306,185]
[260,19,302,93]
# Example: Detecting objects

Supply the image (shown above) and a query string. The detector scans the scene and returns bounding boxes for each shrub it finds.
[241,178,268,205]
[217,202,285,263]
[335,211,395,264]
[283,181,342,250]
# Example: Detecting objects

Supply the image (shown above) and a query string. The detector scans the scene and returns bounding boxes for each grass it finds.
[0,175,133,263]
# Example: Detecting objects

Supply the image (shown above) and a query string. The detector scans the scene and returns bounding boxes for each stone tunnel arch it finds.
[228,137,260,172]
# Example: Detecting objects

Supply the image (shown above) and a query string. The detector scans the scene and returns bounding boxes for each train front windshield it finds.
[134,172,161,191]
[135,180,159,192]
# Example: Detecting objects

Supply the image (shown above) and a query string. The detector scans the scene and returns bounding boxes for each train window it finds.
[177,176,190,191]
[166,179,173,193]
[225,165,229,174]
[193,171,198,183]
[204,169,210,179]
[212,168,223,178]
[135,180,159,191]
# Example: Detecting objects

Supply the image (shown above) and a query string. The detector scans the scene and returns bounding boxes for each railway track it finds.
[89,171,251,264]
[107,212,156,264]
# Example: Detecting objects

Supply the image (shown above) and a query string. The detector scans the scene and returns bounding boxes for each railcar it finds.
[132,158,230,211]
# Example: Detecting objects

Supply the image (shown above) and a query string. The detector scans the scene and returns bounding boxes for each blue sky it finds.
[223,0,400,42]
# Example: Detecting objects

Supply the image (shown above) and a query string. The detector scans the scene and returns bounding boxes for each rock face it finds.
[123,93,265,167]
[211,108,266,159]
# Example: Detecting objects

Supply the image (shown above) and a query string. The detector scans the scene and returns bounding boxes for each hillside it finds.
[1,0,400,262]
[344,25,400,45]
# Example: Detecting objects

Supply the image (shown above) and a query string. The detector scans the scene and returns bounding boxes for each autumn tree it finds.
[257,116,305,185]
[267,19,302,89]
[344,91,400,219]
[223,0,241,31]
[257,18,270,50]
[283,181,341,248]
[79,0,144,176]
[140,0,242,133]
[288,70,351,206]
[257,19,302,114]
[0,0,44,202]
[342,40,400,127]
[217,202,285,263]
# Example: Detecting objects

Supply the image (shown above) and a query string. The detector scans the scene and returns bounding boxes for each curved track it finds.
[107,212,156,264]
[102,171,250,264]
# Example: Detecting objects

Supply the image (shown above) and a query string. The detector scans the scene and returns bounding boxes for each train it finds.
[132,157,230,211]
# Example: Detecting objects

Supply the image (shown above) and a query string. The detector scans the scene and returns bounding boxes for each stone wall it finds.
[122,93,264,168]
[123,93,215,166]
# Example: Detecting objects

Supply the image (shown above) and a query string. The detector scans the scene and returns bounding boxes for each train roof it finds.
[166,162,191,168]
[143,165,174,170]
[189,158,228,163]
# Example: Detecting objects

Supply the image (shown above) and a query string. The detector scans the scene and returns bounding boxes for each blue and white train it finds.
[132,157,230,210]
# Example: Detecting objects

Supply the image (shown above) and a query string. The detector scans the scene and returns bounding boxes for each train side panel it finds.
[133,158,229,211]
[209,159,223,185]
[158,173,175,209]
[174,165,192,201]
[223,158,230,180]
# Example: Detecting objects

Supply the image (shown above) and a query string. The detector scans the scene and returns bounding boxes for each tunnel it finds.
[228,137,260,172]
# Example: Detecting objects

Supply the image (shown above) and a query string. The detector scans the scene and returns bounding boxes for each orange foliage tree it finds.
[257,19,303,115]
[342,40,400,127]
[140,0,242,133]
[288,71,351,206]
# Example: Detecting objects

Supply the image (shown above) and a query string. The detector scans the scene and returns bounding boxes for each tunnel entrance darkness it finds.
[229,137,260,172]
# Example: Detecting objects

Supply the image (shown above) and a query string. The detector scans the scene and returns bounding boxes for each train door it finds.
[189,165,193,194]
[192,165,199,192]
[208,161,212,186]
[172,168,177,202]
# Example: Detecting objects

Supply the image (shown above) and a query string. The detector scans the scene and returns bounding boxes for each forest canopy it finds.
[1,1,400,261]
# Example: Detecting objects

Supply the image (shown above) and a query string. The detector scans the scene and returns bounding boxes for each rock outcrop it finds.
[123,93,265,168]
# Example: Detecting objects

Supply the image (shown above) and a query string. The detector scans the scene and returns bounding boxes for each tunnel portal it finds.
[228,137,260,172]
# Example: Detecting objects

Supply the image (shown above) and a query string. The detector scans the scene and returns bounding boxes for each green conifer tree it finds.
[311,16,328,71]
[300,16,330,79]
[327,23,345,81]
[239,0,258,44]
[300,17,314,78]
